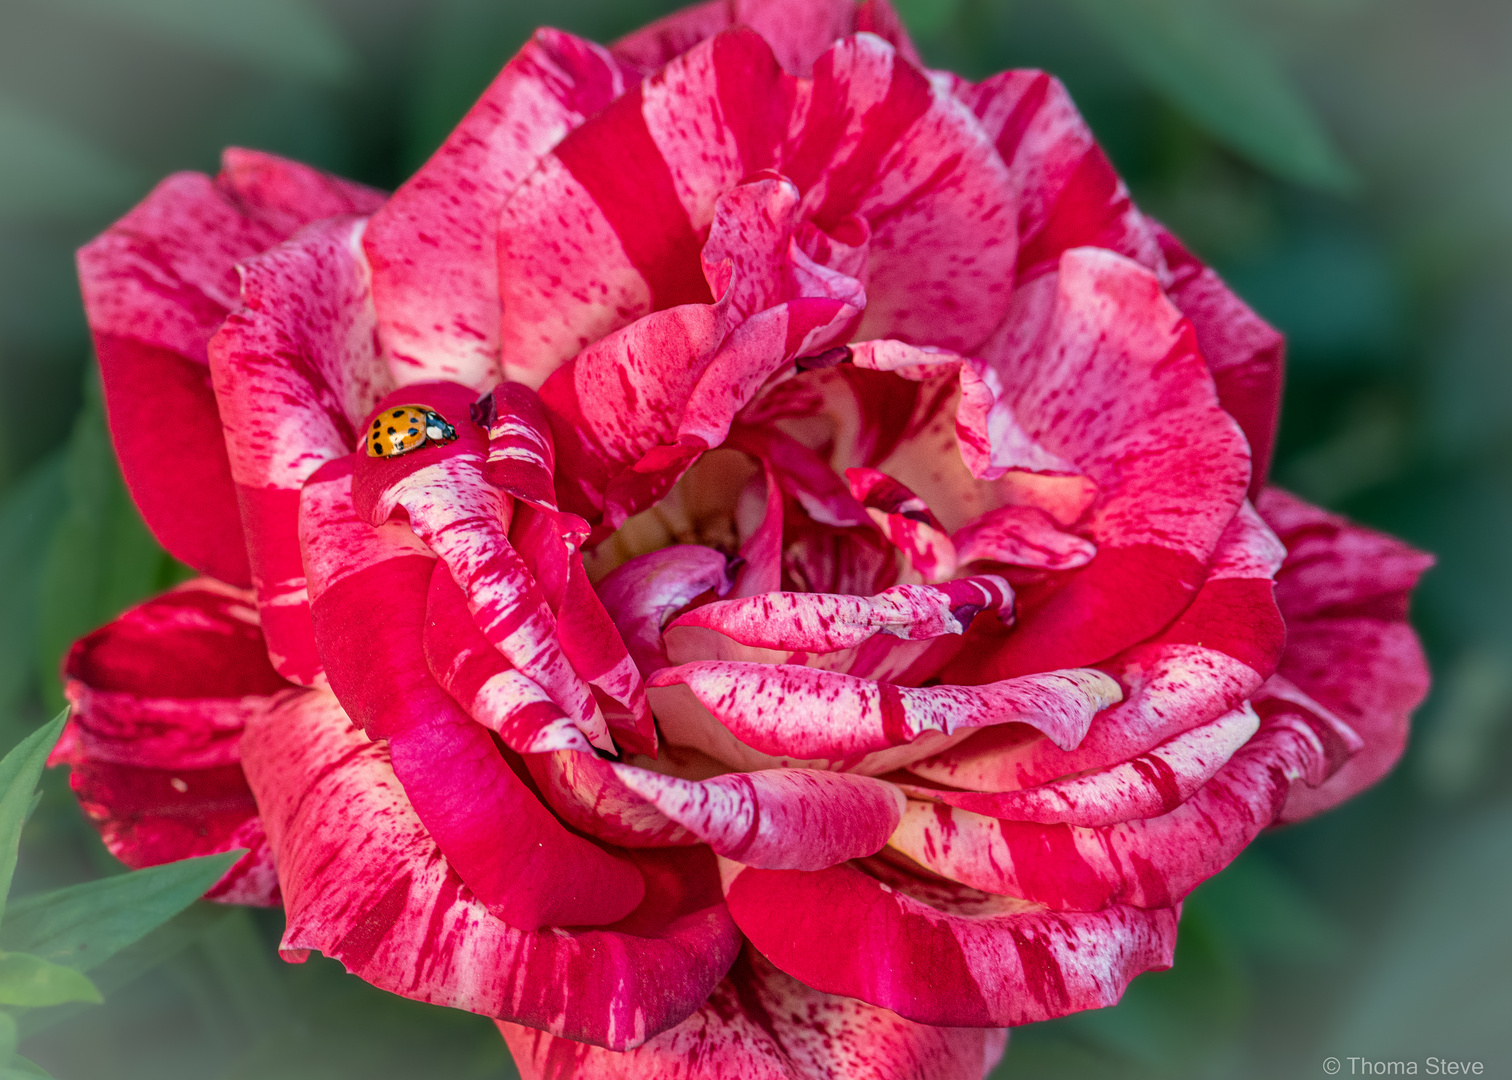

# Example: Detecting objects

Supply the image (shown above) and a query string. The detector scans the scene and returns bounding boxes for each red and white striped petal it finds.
[241,690,740,1048]
[301,457,639,928]
[903,703,1260,827]
[845,466,958,582]
[527,749,698,849]
[916,501,1284,791]
[948,249,1251,678]
[952,504,1096,570]
[364,30,633,390]
[500,951,1003,1080]
[351,385,609,748]
[208,216,394,685]
[78,151,382,585]
[649,662,1119,770]
[798,36,1017,354]
[610,765,905,870]
[482,382,558,508]
[890,712,1327,910]
[422,564,591,755]
[1155,226,1284,494]
[1258,488,1433,823]
[726,861,1178,1027]
[612,0,871,77]
[957,71,1161,283]
[54,578,298,906]
[671,576,1012,653]
[597,546,735,677]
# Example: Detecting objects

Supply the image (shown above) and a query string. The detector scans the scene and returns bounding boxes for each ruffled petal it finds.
[915,500,1285,791]
[1258,488,1433,823]
[598,546,736,677]
[956,71,1160,282]
[500,950,1003,1080]
[648,662,1120,771]
[301,457,642,929]
[726,861,1178,1027]
[241,690,740,1048]
[903,703,1260,827]
[54,578,298,905]
[670,576,1012,653]
[208,215,394,684]
[613,0,857,77]
[610,765,905,870]
[889,712,1328,909]
[363,30,634,390]
[953,504,1096,570]
[77,151,382,584]
[947,248,1252,678]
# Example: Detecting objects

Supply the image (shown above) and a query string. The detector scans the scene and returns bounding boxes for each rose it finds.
[53,0,1431,1076]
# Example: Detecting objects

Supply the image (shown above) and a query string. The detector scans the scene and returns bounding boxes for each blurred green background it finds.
[1,0,1508,1076]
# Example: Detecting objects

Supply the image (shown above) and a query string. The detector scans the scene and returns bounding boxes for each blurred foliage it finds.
[0,0,1507,1075]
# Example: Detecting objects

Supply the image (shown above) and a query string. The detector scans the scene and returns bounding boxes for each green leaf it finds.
[0,852,241,976]
[49,0,357,85]
[0,953,100,1008]
[1064,0,1356,191]
[0,96,145,222]
[0,1010,15,1063]
[0,1055,54,1079]
[17,903,234,1041]
[35,374,189,714]
[0,712,67,921]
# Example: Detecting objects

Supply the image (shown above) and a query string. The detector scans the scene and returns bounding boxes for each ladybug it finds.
[366,406,458,458]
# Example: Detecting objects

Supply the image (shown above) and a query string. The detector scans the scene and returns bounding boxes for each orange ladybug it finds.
[366,406,458,458]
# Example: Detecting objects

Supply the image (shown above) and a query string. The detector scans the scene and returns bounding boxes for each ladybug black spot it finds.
[407,428,419,437]
[392,409,406,417]
[387,426,397,434]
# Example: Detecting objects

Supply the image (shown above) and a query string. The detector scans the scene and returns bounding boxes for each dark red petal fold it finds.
[500,950,1004,1080]
[55,578,298,904]
[727,861,1177,1027]
[1259,488,1433,822]
[242,690,740,1049]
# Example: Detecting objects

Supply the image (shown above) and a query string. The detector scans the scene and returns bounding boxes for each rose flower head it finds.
[54,1,1431,1076]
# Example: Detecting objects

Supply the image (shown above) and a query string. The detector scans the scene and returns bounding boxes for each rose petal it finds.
[952,504,1096,571]
[301,457,641,928]
[422,563,592,755]
[242,690,739,1048]
[917,501,1285,791]
[209,215,394,685]
[350,389,610,747]
[78,151,382,585]
[53,579,297,905]
[904,703,1261,827]
[1155,226,1285,495]
[671,576,1012,653]
[597,546,735,677]
[889,712,1328,910]
[364,29,634,390]
[726,861,1178,1026]
[1259,488,1433,823]
[957,71,1161,282]
[610,765,906,870]
[499,950,1002,1080]
[648,662,1120,770]
[948,249,1251,678]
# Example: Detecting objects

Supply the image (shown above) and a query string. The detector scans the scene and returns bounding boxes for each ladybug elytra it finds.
[366,406,458,458]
